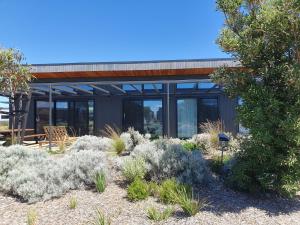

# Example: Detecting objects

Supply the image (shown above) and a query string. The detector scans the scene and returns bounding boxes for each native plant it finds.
[27,208,38,225]
[0,48,33,144]
[69,196,78,209]
[95,171,106,193]
[122,157,147,182]
[90,208,111,225]
[147,207,174,222]
[172,186,206,216]
[102,125,125,155]
[212,0,300,197]
[127,178,149,201]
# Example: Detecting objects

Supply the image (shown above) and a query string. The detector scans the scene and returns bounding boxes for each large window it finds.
[36,100,94,136]
[123,99,163,137]
[177,99,198,138]
[177,97,219,138]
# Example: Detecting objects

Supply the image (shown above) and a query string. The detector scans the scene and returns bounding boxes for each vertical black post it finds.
[49,84,52,151]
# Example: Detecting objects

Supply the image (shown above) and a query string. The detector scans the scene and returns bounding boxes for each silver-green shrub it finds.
[70,135,112,152]
[120,128,150,152]
[0,145,107,203]
[122,157,147,182]
[130,139,208,185]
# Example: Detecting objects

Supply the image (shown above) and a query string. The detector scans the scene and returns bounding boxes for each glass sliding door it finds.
[144,100,163,137]
[123,100,143,133]
[123,99,163,137]
[55,101,69,126]
[177,99,197,138]
[198,98,219,126]
[35,101,53,134]
[35,100,94,136]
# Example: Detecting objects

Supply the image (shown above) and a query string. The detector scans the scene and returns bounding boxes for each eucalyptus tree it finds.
[0,48,33,144]
[212,0,300,197]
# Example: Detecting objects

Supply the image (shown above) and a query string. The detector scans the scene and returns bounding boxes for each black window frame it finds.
[122,97,164,136]
[175,96,220,138]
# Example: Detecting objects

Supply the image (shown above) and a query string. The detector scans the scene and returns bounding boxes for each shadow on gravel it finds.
[196,179,300,216]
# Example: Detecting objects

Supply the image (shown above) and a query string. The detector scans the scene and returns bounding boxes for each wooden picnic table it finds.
[0,129,34,139]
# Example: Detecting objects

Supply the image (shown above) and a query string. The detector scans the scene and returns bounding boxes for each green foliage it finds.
[95,171,106,193]
[210,154,233,174]
[90,209,111,225]
[27,209,37,225]
[182,142,198,151]
[127,178,149,201]
[159,178,191,205]
[103,125,126,155]
[69,196,77,209]
[172,186,206,217]
[122,157,147,182]
[148,181,160,198]
[212,0,300,197]
[147,207,174,221]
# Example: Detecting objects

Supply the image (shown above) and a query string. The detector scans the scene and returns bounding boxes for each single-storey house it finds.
[26,58,240,138]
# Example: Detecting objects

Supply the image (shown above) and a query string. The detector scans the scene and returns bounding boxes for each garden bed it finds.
[0,174,299,225]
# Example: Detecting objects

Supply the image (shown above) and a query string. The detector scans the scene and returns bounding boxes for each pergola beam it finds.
[53,86,77,95]
[68,85,93,95]
[130,84,142,93]
[89,85,110,95]
[152,84,159,93]
[32,87,61,95]
[111,84,126,94]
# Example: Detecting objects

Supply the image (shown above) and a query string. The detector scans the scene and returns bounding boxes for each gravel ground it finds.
[0,156,299,225]
[1,176,299,225]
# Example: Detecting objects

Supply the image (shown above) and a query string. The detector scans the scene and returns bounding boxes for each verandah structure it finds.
[24,58,240,139]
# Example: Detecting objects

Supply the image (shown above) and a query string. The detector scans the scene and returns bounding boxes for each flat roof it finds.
[31,58,240,79]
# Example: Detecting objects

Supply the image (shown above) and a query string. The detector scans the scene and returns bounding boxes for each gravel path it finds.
[0,156,299,225]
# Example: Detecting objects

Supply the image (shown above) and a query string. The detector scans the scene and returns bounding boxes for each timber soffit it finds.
[31,58,240,73]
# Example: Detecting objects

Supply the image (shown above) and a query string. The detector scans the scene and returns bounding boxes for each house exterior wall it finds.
[27,74,238,137]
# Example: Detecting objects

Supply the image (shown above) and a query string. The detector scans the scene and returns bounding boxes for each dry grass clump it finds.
[102,125,125,155]
[89,208,111,225]
[199,120,224,149]
[27,208,38,225]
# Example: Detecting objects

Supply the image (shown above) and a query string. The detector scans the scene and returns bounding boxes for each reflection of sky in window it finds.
[0,96,9,108]
[198,82,217,89]
[122,84,142,91]
[144,84,162,90]
[56,101,68,109]
[176,83,197,89]
[144,100,162,115]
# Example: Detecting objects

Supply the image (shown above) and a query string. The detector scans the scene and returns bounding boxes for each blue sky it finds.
[0,0,228,64]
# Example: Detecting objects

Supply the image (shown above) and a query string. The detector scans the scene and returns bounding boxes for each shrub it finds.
[122,157,147,182]
[173,186,206,216]
[191,133,211,153]
[131,140,208,185]
[159,178,179,204]
[148,181,160,198]
[0,145,107,203]
[182,141,198,151]
[69,196,77,209]
[159,178,192,205]
[95,171,106,193]
[70,135,112,152]
[90,208,111,225]
[147,207,174,221]
[127,178,149,201]
[209,154,233,174]
[27,208,37,225]
[120,127,150,152]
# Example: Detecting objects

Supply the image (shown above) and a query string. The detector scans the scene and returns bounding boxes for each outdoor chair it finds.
[39,126,77,147]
